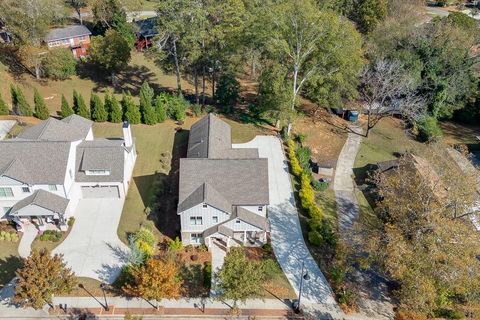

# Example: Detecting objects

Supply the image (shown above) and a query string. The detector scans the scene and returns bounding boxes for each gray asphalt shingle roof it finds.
[0,140,71,184]
[45,25,91,42]
[11,190,69,216]
[75,139,126,182]
[177,182,232,213]
[17,115,92,141]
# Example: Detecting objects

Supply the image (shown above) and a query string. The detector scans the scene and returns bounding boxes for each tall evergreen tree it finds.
[60,94,74,118]
[121,91,141,124]
[33,89,50,120]
[10,85,33,116]
[139,81,156,125]
[106,92,123,123]
[73,91,90,119]
[90,92,107,122]
[0,92,9,115]
[154,95,167,123]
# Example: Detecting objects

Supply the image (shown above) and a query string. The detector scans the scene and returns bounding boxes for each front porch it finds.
[13,215,67,233]
[205,230,268,250]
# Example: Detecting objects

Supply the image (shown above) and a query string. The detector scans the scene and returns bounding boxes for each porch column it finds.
[243,230,246,244]
[226,237,230,247]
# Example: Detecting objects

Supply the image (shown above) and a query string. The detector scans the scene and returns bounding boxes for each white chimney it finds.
[123,121,133,147]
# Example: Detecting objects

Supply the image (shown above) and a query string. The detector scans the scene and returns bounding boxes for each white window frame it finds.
[22,187,30,193]
[190,216,203,226]
[85,170,111,176]
[258,206,263,211]
[0,187,13,198]
[212,216,218,224]
[191,233,202,244]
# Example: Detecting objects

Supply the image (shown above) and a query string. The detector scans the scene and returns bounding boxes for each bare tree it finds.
[360,59,426,137]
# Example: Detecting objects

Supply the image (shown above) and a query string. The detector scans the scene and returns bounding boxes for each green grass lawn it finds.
[316,188,337,223]
[0,240,21,289]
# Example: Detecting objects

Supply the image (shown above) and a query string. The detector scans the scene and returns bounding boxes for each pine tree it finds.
[74,91,90,119]
[122,91,141,124]
[107,93,123,123]
[60,94,74,118]
[11,85,32,116]
[0,92,9,115]
[90,92,107,122]
[154,95,167,123]
[33,89,50,120]
[139,81,156,124]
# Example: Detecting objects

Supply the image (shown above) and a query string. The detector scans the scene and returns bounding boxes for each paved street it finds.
[233,136,338,308]
[53,199,129,284]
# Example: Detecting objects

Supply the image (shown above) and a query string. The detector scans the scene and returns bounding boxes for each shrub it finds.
[308,218,336,247]
[105,92,122,123]
[198,244,208,252]
[0,92,9,115]
[73,90,89,119]
[308,229,323,246]
[287,140,303,177]
[299,172,315,209]
[203,262,212,288]
[114,265,133,288]
[296,133,306,144]
[33,89,50,120]
[42,48,77,80]
[154,94,168,123]
[39,230,63,242]
[191,103,202,117]
[418,116,442,142]
[262,258,280,280]
[90,92,108,122]
[133,228,156,248]
[215,72,240,113]
[337,287,354,306]
[122,91,141,124]
[11,85,33,116]
[139,81,157,125]
[280,126,289,141]
[136,239,154,257]
[433,309,465,320]
[312,179,329,191]
[168,94,189,121]
[262,242,273,255]
[296,146,312,170]
[67,217,75,227]
[168,237,182,252]
[60,94,74,118]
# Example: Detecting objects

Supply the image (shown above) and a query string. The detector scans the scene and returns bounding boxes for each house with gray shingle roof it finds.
[178,114,269,248]
[0,115,136,231]
[45,25,92,59]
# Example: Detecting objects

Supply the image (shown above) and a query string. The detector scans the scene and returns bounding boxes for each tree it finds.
[13,249,75,309]
[154,95,167,123]
[362,147,480,314]
[216,247,264,306]
[105,92,123,123]
[0,92,9,115]
[356,0,387,33]
[360,59,426,137]
[121,91,141,124]
[90,92,107,122]
[42,48,77,80]
[33,89,50,120]
[10,85,33,116]
[60,94,74,118]
[112,12,136,47]
[89,29,131,86]
[73,90,90,119]
[214,72,240,113]
[67,0,88,25]
[122,258,182,303]
[139,82,157,125]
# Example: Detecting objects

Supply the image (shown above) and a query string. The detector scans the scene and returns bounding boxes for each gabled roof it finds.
[10,190,69,216]
[177,182,232,213]
[0,140,71,184]
[45,25,91,42]
[179,158,269,208]
[17,115,92,141]
[187,114,258,159]
[75,139,126,182]
[236,207,269,230]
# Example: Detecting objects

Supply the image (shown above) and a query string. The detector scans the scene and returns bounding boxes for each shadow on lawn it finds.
[0,255,22,289]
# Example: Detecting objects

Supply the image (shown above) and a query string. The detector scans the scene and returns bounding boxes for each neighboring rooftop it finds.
[75,139,126,182]
[17,115,92,141]
[187,113,258,159]
[0,140,71,184]
[10,190,69,216]
[45,25,92,42]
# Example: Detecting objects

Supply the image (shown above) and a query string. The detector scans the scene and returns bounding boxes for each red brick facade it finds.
[46,35,91,59]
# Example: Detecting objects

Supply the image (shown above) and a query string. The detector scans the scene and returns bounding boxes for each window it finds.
[190,216,203,226]
[0,187,13,198]
[258,206,263,211]
[85,170,111,176]
[22,187,30,193]
[62,39,69,44]
[212,216,218,224]
[48,185,57,191]
[202,204,208,208]
[191,233,202,244]
[236,219,241,224]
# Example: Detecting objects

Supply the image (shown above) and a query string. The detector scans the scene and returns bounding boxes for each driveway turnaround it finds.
[53,199,129,284]
[233,137,338,307]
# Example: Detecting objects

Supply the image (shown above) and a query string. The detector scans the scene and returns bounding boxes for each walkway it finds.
[53,199,129,284]
[333,126,395,320]
[210,242,226,296]
[18,223,38,258]
[233,137,339,309]
[0,120,16,140]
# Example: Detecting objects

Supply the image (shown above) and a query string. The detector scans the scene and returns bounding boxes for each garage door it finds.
[81,186,120,198]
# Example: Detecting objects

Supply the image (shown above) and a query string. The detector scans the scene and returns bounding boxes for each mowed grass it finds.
[93,115,272,244]
[440,121,480,145]
[0,241,21,289]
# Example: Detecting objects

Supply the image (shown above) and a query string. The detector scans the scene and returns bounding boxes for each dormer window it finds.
[85,170,111,176]
[258,206,263,211]
[22,187,30,193]
[203,204,208,208]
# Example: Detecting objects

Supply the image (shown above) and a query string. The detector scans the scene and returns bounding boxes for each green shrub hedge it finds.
[0,230,19,242]
[39,230,63,242]
[287,139,303,177]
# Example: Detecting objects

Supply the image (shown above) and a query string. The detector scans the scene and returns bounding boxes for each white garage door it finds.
[81,185,120,198]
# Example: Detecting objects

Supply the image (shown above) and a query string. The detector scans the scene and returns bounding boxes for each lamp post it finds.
[292,261,310,313]
[100,283,109,311]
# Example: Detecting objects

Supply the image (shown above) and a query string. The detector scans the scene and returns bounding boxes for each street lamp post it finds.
[292,261,310,313]
[100,283,109,311]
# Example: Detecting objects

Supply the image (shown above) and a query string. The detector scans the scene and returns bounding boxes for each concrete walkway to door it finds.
[18,223,38,258]
[210,242,227,297]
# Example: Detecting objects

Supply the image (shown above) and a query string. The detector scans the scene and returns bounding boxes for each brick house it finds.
[45,25,92,59]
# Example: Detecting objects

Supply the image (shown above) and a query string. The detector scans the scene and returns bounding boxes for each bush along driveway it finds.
[233,137,339,310]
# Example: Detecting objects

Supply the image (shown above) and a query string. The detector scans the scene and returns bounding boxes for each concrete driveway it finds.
[53,199,129,284]
[233,136,338,307]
